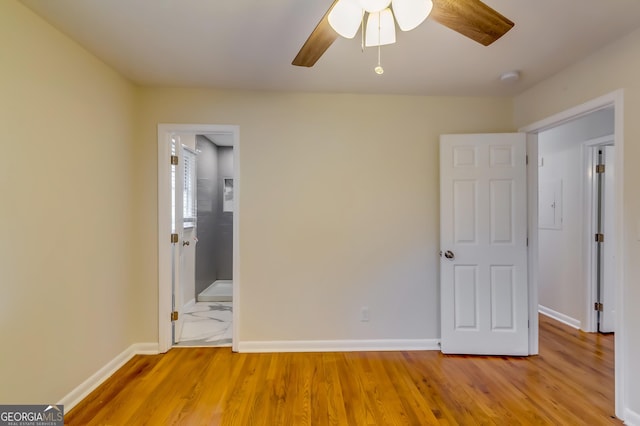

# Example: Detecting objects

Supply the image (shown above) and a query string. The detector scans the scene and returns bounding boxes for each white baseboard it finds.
[135,342,160,355]
[625,408,640,426]
[184,298,196,310]
[538,305,581,330]
[238,339,440,353]
[59,342,158,413]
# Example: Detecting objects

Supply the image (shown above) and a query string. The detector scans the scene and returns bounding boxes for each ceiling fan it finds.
[292,0,514,67]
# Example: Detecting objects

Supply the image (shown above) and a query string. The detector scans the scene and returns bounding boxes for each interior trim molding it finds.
[184,298,196,311]
[538,305,581,330]
[237,339,440,353]
[624,408,640,426]
[59,343,159,413]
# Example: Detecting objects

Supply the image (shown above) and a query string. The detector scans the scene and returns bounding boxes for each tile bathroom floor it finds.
[175,302,232,347]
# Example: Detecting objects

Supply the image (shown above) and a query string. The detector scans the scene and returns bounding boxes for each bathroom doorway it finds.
[175,134,235,347]
[157,124,240,353]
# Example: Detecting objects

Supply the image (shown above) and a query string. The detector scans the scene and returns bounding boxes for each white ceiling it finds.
[203,133,234,147]
[20,0,640,97]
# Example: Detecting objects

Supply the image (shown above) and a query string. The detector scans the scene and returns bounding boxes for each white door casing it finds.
[440,133,529,355]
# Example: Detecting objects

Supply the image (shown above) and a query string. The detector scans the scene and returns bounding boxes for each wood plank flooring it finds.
[66,315,618,425]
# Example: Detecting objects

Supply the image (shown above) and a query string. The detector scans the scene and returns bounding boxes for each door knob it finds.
[444,250,455,260]
[183,240,190,247]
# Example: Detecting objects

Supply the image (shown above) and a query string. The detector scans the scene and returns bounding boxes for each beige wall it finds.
[0,1,138,403]
[12,0,638,413]
[134,89,514,343]
[514,26,640,416]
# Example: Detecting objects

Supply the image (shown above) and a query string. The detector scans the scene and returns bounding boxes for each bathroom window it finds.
[171,138,176,233]
[183,147,197,227]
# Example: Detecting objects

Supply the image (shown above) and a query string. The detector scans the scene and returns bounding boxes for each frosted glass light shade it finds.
[365,8,396,47]
[392,0,433,31]
[359,0,392,13]
[328,0,363,38]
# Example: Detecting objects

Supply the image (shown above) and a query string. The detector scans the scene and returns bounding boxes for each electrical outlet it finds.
[361,307,369,322]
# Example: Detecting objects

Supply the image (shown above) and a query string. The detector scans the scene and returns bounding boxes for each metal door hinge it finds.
[171,311,179,321]
[594,302,603,312]
[171,233,179,244]
[595,233,604,243]
[596,164,605,174]
[171,155,179,165]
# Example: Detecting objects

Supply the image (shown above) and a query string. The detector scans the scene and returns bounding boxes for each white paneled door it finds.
[171,137,186,344]
[600,145,616,333]
[440,134,529,355]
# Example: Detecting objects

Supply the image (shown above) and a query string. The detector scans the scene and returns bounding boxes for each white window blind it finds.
[183,148,197,225]
[171,138,177,233]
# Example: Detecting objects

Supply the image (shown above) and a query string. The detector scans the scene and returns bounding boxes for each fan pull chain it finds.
[374,13,383,74]
[375,44,383,74]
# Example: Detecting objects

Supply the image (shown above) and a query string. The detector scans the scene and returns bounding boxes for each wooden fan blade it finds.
[431,0,514,46]
[292,1,339,67]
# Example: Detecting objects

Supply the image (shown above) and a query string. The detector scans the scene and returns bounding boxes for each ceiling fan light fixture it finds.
[392,0,433,31]
[328,0,363,39]
[365,8,396,47]
[293,0,515,68]
[359,0,392,13]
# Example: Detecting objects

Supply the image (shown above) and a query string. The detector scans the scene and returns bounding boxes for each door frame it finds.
[520,89,625,418]
[582,135,615,333]
[157,123,241,353]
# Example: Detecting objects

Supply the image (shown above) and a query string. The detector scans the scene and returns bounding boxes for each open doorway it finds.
[174,134,235,347]
[521,90,624,418]
[157,124,240,354]
[535,107,615,333]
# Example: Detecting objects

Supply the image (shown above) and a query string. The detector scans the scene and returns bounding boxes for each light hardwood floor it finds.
[66,315,618,425]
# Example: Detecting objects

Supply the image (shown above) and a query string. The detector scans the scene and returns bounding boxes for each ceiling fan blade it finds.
[292,1,340,67]
[430,0,514,46]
